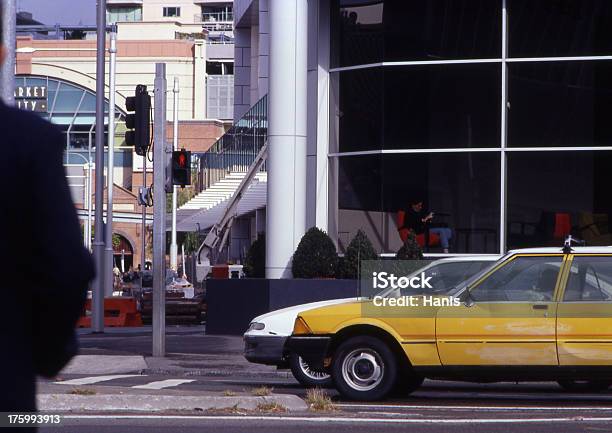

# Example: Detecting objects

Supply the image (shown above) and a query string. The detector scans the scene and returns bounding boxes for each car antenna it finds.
[563,235,585,253]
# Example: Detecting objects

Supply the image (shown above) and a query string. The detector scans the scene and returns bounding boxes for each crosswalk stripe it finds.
[132,379,195,390]
[54,375,143,386]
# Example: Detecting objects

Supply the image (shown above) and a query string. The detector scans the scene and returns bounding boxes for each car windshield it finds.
[380,259,497,298]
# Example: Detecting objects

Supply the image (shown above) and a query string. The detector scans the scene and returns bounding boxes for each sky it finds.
[18,0,96,25]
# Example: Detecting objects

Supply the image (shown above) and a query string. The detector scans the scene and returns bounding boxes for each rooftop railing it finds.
[193,94,268,193]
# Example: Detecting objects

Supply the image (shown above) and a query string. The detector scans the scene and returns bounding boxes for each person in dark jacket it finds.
[0,8,95,419]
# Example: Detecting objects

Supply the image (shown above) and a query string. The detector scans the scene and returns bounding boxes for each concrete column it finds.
[266,0,308,279]
[258,0,270,99]
[233,27,252,121]
[193,40,206,120]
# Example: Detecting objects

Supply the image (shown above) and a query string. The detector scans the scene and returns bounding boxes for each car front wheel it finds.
[332,336,397,401]
[557,380,612,393]
[289,353,332,387]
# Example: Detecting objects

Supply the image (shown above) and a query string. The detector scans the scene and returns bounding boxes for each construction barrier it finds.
[77,297,143,328]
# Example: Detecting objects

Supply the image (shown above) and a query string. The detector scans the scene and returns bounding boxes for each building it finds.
[14,2,235,269]
[178,0,612,278]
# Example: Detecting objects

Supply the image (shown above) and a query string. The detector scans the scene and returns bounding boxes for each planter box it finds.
[205,278,359,335]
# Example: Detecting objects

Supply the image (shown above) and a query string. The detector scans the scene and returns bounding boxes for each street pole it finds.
[141,155,147,273]
[87,129,94,251]
[153,63,167,357]
[0,0,16,105]
[92,0,107,333]
[104,26,117,297]
[170,77,179,270]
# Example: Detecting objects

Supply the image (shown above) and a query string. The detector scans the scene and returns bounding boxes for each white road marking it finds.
[54,375,143,386]
[131,379,195,390]
[60,414,612,424]
[338,403,612,411]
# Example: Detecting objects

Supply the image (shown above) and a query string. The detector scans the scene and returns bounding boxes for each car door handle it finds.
[532,304,548,310]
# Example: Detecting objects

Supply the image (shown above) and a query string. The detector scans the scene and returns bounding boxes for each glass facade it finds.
[17,76,129,165]
[330,0,612,255]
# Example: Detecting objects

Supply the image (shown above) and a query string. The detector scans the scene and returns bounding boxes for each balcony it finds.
[106,0,143,4]
[195,11,234,31]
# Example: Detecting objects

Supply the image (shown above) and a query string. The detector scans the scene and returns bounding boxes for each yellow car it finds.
[287,247,612,400]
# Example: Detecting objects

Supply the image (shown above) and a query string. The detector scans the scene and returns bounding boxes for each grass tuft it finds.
[255,401,287,413]
[69,388,97,396]
[251,386,273,396]
[305,388,336,412]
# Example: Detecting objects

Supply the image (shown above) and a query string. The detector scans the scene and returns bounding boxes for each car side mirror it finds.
[463,290,475,307]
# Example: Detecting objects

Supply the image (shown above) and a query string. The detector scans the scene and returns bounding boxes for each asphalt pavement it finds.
[33,326,612,433]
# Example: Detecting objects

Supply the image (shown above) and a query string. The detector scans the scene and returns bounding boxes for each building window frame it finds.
[328,0,612,257]
[163,6,181,18]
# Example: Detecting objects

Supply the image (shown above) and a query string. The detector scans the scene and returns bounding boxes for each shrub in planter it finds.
[396,231,424,260]
[244,233,266,278]
[341,230,378,279]
[292,227,338,278]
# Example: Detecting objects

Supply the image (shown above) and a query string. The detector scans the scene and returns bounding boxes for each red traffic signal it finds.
[172,149,191,187]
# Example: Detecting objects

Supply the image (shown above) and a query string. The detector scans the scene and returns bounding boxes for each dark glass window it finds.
[508,0,612,58]
[383,0,501,62]
[337,153,500,253]
[331,0,501,68]
[337,68,383,153]
[507,151,612,249]
[508,61,612,147]
[331,0,384,68]
[384,64,501,149]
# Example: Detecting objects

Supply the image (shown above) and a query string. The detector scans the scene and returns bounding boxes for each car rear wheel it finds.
[332,336,397,401]
[557,380,612,393]
[289,353,332,388]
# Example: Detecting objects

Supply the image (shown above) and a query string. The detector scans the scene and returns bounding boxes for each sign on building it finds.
[14,85,48,112]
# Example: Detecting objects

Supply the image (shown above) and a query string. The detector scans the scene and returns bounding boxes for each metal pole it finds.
[104,27,117,297]
[170,77,179,270]
[153,63,167,357]
[92,0,107,333]
[141,155,147,273]
[87,130,93,251]
[1,0,16,105]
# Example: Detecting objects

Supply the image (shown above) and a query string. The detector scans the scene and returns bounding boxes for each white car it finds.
[243,255,499,387]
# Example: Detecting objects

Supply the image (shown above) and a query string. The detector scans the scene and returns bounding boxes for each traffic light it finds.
[125,85,151,156]
[172,149,192,187]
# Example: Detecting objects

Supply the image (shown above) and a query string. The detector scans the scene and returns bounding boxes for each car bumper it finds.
[244,335,288,365]
[285,335,332,371]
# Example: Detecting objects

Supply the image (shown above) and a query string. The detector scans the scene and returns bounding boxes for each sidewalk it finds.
[70,326,291,379]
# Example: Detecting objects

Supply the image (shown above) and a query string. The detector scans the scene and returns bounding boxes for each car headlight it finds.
[247,322,265,332]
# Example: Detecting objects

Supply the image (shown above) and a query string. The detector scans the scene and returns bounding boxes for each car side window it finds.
[469,256,562,302]
[564,256,612,302]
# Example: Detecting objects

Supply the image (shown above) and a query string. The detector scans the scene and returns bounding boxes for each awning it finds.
[176,171,267,232]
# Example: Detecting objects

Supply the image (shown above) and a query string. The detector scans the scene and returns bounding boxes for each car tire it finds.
[289,353,333,388]
[332,336,397,401]
[557,380,612,393]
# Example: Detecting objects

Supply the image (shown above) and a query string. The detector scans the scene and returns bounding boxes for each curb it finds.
[38,394,308,412]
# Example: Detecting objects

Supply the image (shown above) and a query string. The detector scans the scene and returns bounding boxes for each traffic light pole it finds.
[170,77,179,271]
[92,0,107,333]
[1,0,16,105]
[104,27,117,297]
[152,63,168,357]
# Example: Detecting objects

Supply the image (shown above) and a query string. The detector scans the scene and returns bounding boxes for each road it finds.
[38,327,611,432]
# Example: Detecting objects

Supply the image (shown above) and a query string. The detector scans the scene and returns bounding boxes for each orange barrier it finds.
[77,297,143,328]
